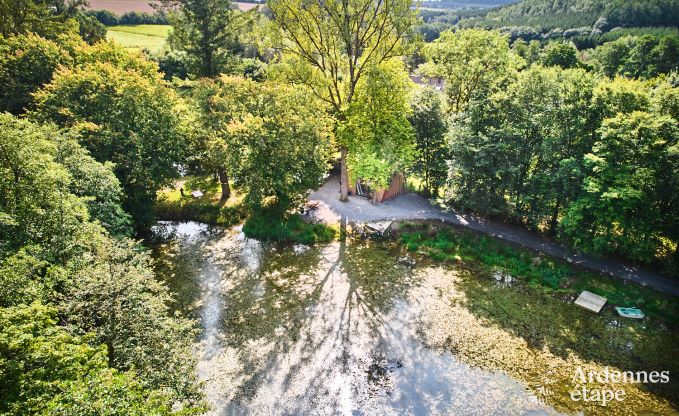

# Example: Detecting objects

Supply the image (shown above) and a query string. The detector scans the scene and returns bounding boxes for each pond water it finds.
[149,221,677,415]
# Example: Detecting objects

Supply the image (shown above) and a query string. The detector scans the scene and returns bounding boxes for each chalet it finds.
[350,173,407,203]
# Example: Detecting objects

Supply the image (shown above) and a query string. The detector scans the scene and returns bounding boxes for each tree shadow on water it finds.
[219,217,420,414]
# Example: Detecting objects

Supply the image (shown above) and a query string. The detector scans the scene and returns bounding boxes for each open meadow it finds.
[106,24,171,52]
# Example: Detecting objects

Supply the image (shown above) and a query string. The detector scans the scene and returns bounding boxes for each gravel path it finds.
[309,176,679,297]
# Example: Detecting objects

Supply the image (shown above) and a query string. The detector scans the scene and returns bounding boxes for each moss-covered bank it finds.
[397,221,679,323]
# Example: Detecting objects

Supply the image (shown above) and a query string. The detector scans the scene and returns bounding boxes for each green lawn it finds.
[106,25,171,53]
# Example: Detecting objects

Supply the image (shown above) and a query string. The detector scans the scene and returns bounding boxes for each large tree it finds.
[0,33,73,114]
[421,28,521,113]
[562,112,678,262]
[0,303,173,415]
[0,0,84,39]
[202,76,332,214]
[163,0,255,200]
[164,0,253,78]
[268,0,416,201]
[61,237,202,406]
[0,114,92,263]
[33,61,186,229]
[343,59,415,189]
[409,86,447,196]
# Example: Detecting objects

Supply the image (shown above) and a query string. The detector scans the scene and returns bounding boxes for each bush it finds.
[243,212,336,244]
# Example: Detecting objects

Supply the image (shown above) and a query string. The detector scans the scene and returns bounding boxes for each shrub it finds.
[243,212,336,244]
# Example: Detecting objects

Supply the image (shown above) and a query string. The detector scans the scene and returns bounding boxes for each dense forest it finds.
[459,0,679,31]
[0,0,678,413]
[415,0,679,44]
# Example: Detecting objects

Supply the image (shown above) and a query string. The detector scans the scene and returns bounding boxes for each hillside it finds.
[420,0,518,9]
[459,0,679,31]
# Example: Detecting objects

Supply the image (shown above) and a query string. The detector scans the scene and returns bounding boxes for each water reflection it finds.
[151,222,556,415]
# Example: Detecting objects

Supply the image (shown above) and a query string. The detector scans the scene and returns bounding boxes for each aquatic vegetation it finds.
[412,266,679,415]
[150,221,679,415]
[398,222,679,323]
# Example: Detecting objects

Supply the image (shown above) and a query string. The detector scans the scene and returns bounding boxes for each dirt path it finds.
[309,176,679,297]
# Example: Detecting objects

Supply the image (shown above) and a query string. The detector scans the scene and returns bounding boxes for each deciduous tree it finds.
[421,29,521,113]
[409,86,447,196]
[268,0,416,201]
[33,61,186,229]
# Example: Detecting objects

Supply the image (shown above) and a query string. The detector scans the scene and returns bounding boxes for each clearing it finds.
[106,24,171,52]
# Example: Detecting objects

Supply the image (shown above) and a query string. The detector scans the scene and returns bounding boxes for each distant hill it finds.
[458,0,679,31]
[420,0,518,9]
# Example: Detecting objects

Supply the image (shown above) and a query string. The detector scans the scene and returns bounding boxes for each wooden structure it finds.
[352,173,406,203]
[574,290,607,313]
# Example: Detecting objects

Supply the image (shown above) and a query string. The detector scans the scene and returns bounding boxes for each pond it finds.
[149,221,678,415]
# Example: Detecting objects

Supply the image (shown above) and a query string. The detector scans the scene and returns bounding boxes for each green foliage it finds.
[590,34,679,79]
[0,302,173,415]
[408,87,448,196]
[422,29,522,112]
[269,0,417,201]
[199,76,333,214]
[562,112,679,262]
[512,38,543,65]
[167,0,252,77]
[541,41,580,68]
[33,60,186,229]
[445,62,679,273]
[0,0,83,39]
[243,212,336,244]
[459,0,679,32]
[0,114,94,263]
[446,66,599,221]
[0,249,51,307]
[0,33,73,114]
[344,59,416,188]
[0,113,204,412]
[269,0,416,117]
[87,10,170,26]
[598,27,679,44]
[592,76,651,116]
[75,12,107,44]
[61,237,203,405]
[606,0,679,29]
[55,133,132,236]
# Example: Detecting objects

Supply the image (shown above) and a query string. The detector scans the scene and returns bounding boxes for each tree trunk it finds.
[218,167,230,201]
[106,340,115,367]
[549,200,561,236]
[340,146,349,202]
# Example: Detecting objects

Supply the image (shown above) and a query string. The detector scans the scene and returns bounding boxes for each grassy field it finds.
[106,24,170,52]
